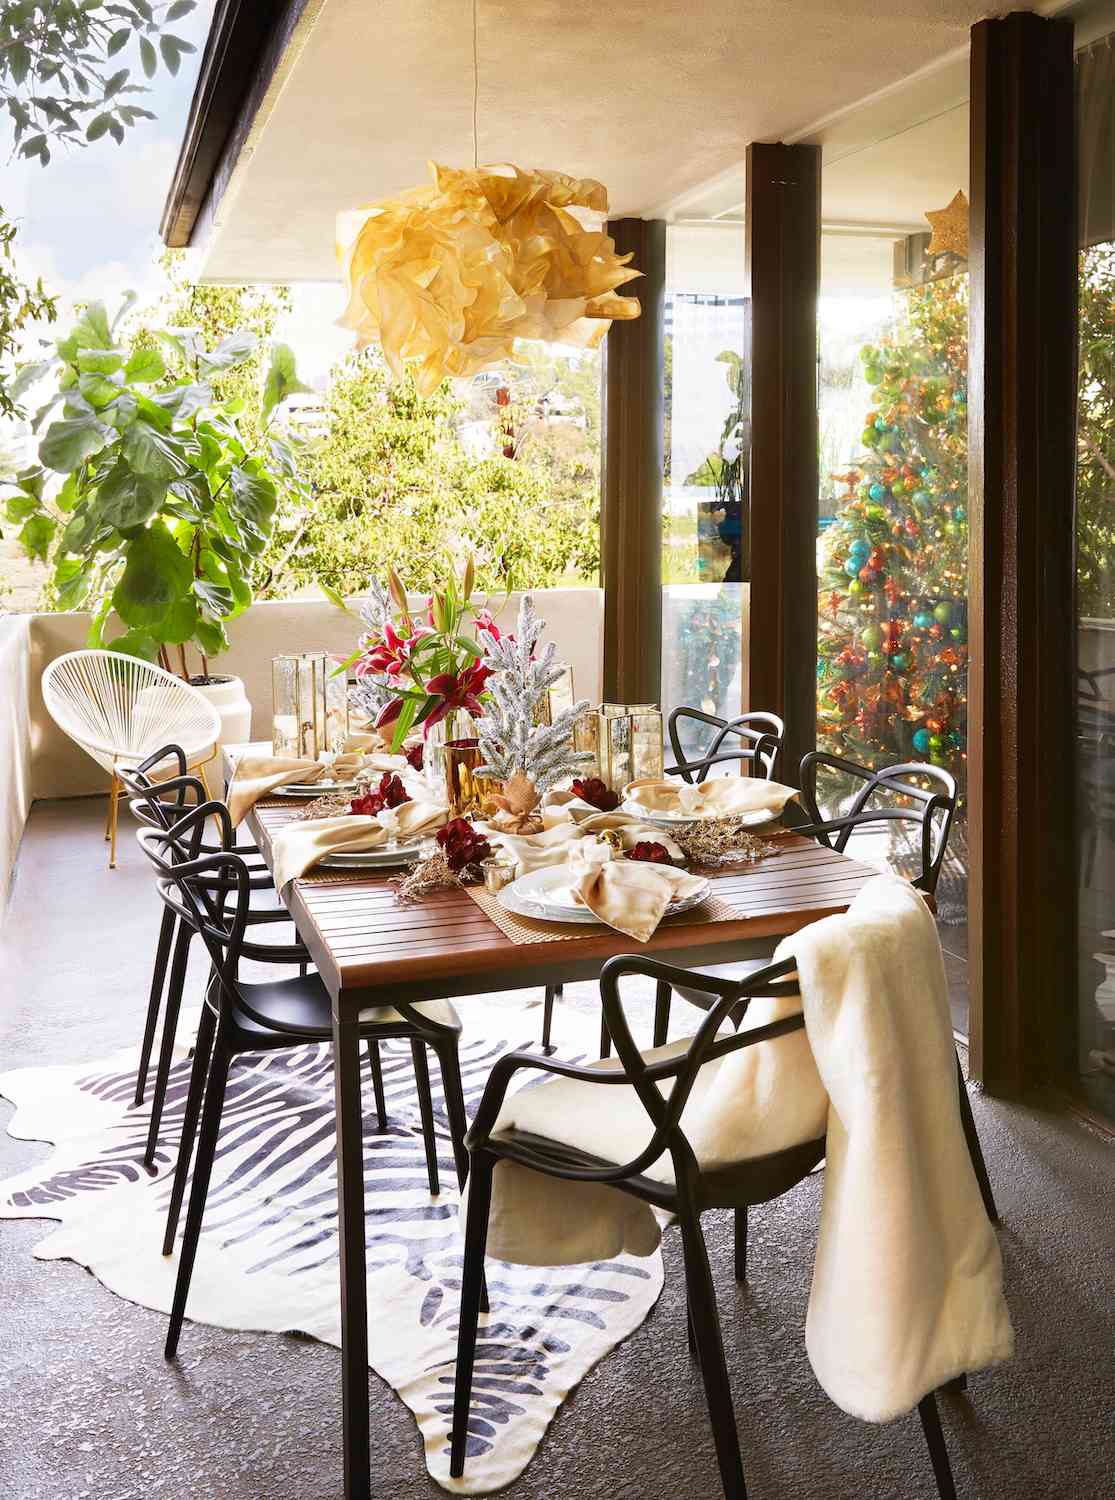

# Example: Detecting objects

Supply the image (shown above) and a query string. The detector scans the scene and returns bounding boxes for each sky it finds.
[3,1,349,384]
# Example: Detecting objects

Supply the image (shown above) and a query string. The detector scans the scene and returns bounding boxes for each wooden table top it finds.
[249,802,881,1012]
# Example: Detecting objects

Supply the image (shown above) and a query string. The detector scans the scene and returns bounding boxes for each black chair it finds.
[120,746,298,1166]
[791,750,958,895]
[137,806,472,1358]
[666,707,784,783]
[643,751,962,1060]
[451,953,975,1499]
[538,709,786,1053]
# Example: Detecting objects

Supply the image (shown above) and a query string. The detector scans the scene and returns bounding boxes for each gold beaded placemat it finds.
[464,883,741,945]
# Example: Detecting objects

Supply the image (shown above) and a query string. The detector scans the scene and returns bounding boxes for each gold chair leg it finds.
[104,771,116,841]
[109,771,120,869]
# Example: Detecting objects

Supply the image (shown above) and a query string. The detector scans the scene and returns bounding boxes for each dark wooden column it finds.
[969,12,1077,1094]
[601,218,666,704]
[745,143,822,778]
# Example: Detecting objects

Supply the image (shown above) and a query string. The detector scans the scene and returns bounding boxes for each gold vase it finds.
[443,738,500,819]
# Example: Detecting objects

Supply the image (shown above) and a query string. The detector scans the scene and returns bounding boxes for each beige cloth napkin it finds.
[567,843,708,942]
[494,818,685,877]
[271,799,447,888]
[227,747,408,826]
[624,775,799,821]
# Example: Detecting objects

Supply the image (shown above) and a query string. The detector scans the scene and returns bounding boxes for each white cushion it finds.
[357,998,459,1029]
[493,994,828,1185]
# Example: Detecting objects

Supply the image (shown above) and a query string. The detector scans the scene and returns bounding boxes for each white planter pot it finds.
[189,674,252,750]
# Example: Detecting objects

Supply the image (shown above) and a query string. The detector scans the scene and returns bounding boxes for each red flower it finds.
[350,773,411,816]
[473,608,501,644]
[625,841,672,864]
[357,622,430,681]
[436,817,491,873]
[571,777,620,812]
[404,742,424,771]
[423,661,493,735]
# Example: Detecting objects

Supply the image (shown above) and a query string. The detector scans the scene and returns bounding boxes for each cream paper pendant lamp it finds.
[334,7,640,393]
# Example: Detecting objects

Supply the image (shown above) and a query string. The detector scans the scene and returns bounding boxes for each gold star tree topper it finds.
[925,190,969,259]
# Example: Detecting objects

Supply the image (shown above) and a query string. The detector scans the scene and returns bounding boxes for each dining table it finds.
[239,773,881,1500]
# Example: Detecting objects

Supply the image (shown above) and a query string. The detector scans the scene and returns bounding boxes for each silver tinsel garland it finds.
[476,595,596,790]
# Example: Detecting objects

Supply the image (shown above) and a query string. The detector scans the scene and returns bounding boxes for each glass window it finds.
[818,145,970,1032]
[1075,38,1115,1121]
[662,223,748,769]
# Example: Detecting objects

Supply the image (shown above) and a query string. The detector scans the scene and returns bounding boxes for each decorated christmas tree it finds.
[817,273,969,794]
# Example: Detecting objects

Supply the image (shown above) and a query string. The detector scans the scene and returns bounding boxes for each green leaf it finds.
[110,290,139,336]
[8,42,31,86]
[160,596,198,645]
[107,391,139,430]
[112,521,191,628]
[139,33,157,76]
[262,342,311,417]
[319,578,354,614]
[19,514,56,562]
[95,461,166,529]
[198,330,259,375]
[106,629,160,663]
[56,472,83,513]
[124,347,165,383]
[77,348,124,375]
[166,471,211,519]
[15,466,45,499]
[229,465,276,524]
[158,34,196,76]
[5,495,40,523]
[78,370,123,409]
[122,421,189,481]
[86,113,113,142]
[62,504,111,556]
[166,0,197,18]
[11,360,52,401]
[71,303,113,351]
[192,577,235,621]
[55,563,92,610]
[39,415,112,473]
[193,618,229,657]
[106,27,131,56]
[104,68,129,98]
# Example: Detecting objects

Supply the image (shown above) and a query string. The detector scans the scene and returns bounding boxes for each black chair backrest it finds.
[137,815,250,1003]
[795,750,957,895]
[666,709,784,783]
[471,953,806,1187]
[120,743,230,861]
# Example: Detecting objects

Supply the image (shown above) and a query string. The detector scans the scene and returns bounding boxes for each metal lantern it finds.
[271,652,349,758]
[596,701,664,791]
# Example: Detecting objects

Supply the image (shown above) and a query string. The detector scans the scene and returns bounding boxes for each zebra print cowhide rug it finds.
[0,999,663,1493]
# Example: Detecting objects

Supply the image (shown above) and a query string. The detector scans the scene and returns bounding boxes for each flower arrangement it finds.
[349,559,497,748]
[625,841,672,864]
[572,776,620,813]
[436,818,492,873]
[350,773,411,816]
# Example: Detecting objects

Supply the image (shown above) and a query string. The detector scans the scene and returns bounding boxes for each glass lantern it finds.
[271,652,349,758]
[595,701,665,791]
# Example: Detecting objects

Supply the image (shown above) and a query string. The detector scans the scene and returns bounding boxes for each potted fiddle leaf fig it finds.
[2,295,311,742]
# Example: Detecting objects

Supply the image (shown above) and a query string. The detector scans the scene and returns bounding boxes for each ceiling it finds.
[194,0,1013,283]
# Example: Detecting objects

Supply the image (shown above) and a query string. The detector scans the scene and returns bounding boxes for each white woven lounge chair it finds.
[42,649,221,867]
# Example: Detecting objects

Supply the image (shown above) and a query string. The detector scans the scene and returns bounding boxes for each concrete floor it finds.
[2,798,1114,1500]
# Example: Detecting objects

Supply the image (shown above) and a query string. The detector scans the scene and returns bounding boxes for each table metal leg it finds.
[332,1011,370,1500]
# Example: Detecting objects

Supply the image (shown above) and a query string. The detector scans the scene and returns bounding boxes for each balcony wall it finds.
[1,588,604,905]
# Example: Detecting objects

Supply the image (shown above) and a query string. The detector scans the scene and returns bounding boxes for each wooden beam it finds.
[160,0,313,249]
[745,143,821,778]
[602,218,666,705]
[968,11,1077,1094]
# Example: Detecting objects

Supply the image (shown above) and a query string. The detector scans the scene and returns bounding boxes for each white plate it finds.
[621,798,783,833]
[272,781,361,799]
[499,864,711,925]
[318,842,422,870]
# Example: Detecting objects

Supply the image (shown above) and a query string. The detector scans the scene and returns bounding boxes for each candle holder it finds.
[443,737,502,819]
[271,652,350,758]
[595,701,665,790]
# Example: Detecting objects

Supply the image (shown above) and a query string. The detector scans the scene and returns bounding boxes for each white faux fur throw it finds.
[476,874,1012,1422]
[779,874,1013,1421]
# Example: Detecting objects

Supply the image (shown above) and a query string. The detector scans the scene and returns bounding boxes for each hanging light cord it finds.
[472,0,480,169]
